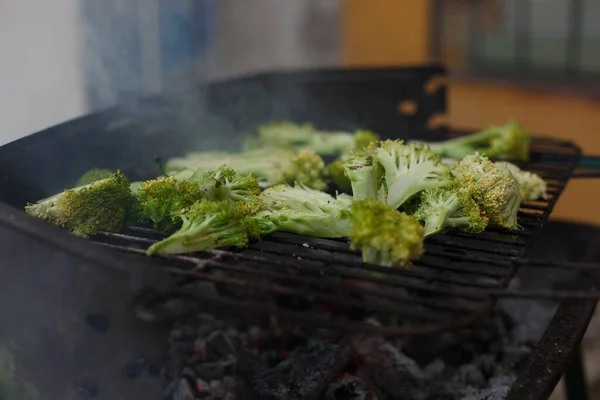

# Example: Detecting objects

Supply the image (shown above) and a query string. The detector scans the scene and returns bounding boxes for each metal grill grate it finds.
[90,135,582,336]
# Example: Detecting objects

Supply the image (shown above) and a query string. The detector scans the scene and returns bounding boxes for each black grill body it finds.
[0,65,593,399]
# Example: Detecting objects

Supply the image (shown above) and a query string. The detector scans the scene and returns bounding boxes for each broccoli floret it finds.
[199,166,262,203]
[308,129,380,155]
[243,121,379,156]
[421,121,530,161]
[349,199,424,268]
[76,168,114,186]
[370,140,452,209]
[412,187,488,236]
[165,148,326,190]
[146,199,258,255]
[134,176,204,232]
[25,171,133,237]
[258,184,352,238]
[281,148,327,191]
[496,161,548,202]
[342,152,382,201]
[452,153,522,230]
[325,159,352,192]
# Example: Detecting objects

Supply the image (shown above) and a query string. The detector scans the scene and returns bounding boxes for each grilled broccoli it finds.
[412,187,488,236]
[243,121,379,156]
[258,184,352,238]
[244,121,318,150]
[25,171,133,237]
[197,166,262,203]
[418,121,530,161]
[349,199,424,268]
[281,148,327,191]
[452,153,522,230]
[146,199,258,255]
[325,159,352,192]
[370,140,452,209]
[165,148,327,190]
[342,152,382,201]
[133,176,204,232]
[76,168,114,186]
[496,161,548,202]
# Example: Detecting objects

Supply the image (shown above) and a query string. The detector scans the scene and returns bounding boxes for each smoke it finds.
[78,0,349,177]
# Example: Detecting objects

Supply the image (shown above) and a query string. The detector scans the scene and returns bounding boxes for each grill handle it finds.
[572,155,600,178]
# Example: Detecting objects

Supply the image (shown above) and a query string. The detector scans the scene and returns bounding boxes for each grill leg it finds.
[564,345,588,400]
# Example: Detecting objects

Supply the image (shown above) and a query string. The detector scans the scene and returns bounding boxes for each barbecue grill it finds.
[0,65,598,399]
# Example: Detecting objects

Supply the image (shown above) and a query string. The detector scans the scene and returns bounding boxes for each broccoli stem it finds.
[422,207,448,237]
[147,217,244,255]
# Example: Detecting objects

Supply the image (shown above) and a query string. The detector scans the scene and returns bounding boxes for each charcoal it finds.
[451,364,485,388]
[350,333,426,400]
[123,356,147,379]
[85,313,110,334]
[324,375,378,400]
[73,381,99,399]
[195,377,212,399]
[171,378,196,400]
[501,345,532,370]
[251,339,349,400]
[423,358,446,380]
[194,358,238,381]
[237,350,269,381]
[462,385,511,400]
[474,354,497,378]
[205,331,237,361]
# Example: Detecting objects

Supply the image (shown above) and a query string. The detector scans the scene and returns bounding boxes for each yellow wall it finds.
[343,0,600,225]
[343,0,431,65]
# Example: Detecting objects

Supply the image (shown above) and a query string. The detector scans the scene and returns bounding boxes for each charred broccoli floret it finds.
[419,121,530,161]
[147,199,258,255]
[342,152,382,201]
[258,184,352,238]
[349,199,424,268]
[76,168,114,186]
[412,187,488,236]
[25,171,133,237]
[370,140,452,209]
[496,161,548,202]
[325,131,379,193]
[452,153,522,230]
[134,176,204,232]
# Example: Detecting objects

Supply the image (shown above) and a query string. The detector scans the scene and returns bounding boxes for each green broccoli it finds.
[412,187,488,236]
[342,151,382,201]
[133,176,204,232]
[418,121,530,161]
[25,171,133,237]
[349,199,424,268]
[146,199,258,255]
[496,161,548,202]
[258,184,352,238]
[165,148,327,190]
[325,159,352,192]
[195,166,262,203]
[76,168,114,186]
[452,153,522,230]
[370,140,452,209]
[243,121,379,156]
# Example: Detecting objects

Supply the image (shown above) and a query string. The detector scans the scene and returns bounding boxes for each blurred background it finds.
[1,0,600,222]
